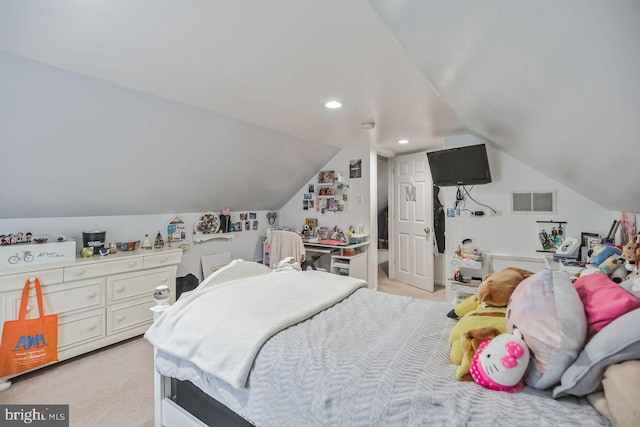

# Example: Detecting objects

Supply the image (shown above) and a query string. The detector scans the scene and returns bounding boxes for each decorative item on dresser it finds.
[0,247,182,391]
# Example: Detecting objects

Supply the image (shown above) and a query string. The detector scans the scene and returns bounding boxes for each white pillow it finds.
[553,309,640,397]
[506,269,587,389]
[197,259,271,290]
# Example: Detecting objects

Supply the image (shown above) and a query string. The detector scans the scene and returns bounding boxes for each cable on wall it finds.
[456,185,497,214]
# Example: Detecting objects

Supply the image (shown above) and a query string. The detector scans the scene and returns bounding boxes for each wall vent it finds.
[510,191,556,214]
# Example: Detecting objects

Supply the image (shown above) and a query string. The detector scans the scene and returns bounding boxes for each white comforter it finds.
[145,269,366,389]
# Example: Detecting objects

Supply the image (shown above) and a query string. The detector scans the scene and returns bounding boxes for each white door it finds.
[392,152,434,292]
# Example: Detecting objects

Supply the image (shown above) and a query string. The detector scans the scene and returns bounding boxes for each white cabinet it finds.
[330,252,367,280]
[0,247,182,382]
[328,238,369,281]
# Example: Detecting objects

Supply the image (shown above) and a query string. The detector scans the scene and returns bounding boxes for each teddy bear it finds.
[618,234,640,281]
[448,267,534,380]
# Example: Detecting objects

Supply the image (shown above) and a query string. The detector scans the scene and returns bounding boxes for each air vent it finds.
[510,191,556,214]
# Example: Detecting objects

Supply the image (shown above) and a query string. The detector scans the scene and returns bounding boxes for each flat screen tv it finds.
[426,144,492,187]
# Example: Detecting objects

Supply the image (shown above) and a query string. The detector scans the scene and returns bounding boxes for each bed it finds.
[145,260,610,427]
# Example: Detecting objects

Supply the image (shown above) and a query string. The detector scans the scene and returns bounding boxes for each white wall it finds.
[440,134,615,283]
[0,51,338,219]
[0,211,273,282]
[279,147,375,284]
[279,147,372,236]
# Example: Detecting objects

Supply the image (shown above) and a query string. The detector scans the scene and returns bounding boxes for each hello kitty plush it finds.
[469,328,530,392]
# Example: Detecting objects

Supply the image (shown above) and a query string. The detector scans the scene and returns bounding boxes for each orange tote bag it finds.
[0,278,58,376]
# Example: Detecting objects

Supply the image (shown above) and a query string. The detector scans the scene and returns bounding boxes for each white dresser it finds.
[0,247,182,386]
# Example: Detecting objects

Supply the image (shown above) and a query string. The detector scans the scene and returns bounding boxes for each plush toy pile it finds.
[447,267,534,381]
[581,234,640,283]
[448,257,640,414]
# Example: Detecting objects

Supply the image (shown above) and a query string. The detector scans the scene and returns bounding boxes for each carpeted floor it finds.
[0,337,154,427]
[0,260,446,426]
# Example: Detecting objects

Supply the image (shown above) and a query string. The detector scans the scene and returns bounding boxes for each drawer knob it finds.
[160,278,168,283]
[26,305,32,313]
[88,324,97,331]
[88,292,97,298]
[117,316,125,322]
[128,262,137,268]
[116,286,125,293]
[76,269,85,276]
[160,257,167,263]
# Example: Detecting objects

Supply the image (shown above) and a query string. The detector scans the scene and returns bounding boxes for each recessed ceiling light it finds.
[325,100,343,109]
[398,139,409,144]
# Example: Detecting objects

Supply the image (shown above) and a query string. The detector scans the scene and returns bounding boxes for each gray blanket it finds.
[156,288,609,426]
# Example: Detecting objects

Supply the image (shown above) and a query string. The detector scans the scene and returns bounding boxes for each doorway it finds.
[390,152,435,292]
[377,155,390,279]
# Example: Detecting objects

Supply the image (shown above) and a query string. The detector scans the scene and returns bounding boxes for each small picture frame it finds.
[305,218,318,230]
[580,232,601,261]
[350,159,362,178]
[318,170,334,183]
[581,232,601,250]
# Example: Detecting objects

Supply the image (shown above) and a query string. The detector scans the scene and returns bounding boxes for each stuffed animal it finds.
[618,234,640,281]
[470,328,530,393]
[447,267,535,320]
[598,255,623,276]
[588,244,622,266]
[476,267,534,307]
[448,267,534,380]
[450,313,506,380]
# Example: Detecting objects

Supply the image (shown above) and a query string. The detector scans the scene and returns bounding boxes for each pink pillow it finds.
[573,273,640,340]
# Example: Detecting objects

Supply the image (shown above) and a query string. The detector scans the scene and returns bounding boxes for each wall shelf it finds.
[192,233,235,243]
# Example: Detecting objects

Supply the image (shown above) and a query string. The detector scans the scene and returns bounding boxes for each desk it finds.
[304,240,369,280]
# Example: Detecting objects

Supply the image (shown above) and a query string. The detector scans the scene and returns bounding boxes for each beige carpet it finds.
[0,337,154,427]
[0,263,445,426]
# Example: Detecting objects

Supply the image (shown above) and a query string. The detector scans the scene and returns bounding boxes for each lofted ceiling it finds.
[0,0,638,217]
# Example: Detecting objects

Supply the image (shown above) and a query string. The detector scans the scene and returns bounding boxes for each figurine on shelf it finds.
[154,231,165,248]
[141,234,153,249]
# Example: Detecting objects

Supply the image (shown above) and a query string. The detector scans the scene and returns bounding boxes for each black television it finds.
[426,144,492,187]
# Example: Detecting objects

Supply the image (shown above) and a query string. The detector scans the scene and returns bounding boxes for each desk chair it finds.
[266,230,305,268]
[301,250,324,271]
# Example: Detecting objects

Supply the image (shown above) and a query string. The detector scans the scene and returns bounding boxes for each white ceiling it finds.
[0,0,460,155]
[1,0,639,214]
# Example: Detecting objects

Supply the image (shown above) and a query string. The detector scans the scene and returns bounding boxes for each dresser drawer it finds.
[8,278,105,320]
[107,268,173,304]
[64,257,143,281]
[0,268,64,291]
[107,297,155,335]
[143,251,182,269]
[58,309,106,351]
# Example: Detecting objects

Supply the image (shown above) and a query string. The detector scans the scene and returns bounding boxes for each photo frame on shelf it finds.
[305,218,318,230]
[580,232,601,250]
[580,232,600,261]
[536,220,566,252]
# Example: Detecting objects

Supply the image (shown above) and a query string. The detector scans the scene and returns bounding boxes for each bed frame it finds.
[151,304,254,427]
